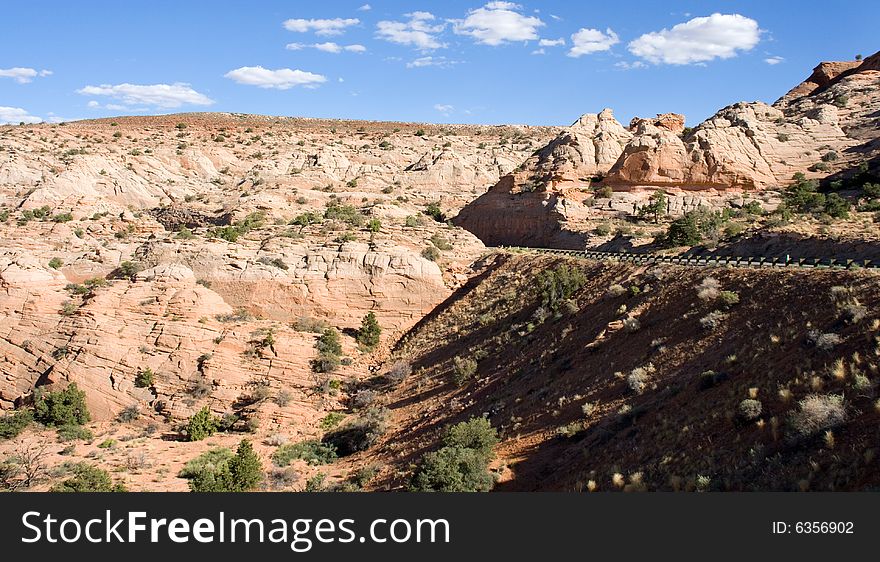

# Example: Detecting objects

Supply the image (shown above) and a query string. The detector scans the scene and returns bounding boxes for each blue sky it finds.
[0,1,875,126]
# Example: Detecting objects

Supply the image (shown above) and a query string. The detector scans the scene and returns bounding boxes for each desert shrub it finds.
[738,399,763,421]
[324,203,363,227]
[356,312,382,350]
[429,234,452,250]
[319,412,346,430]
[272,440,337,467]
[322,408,387,456]
[117,405,140,423]
[350,389,377,410]
[841,303,867,324]
[421,245,441,261]
[594,186,613,199]
[699,310,728,331]
[315,328,342,356]
[627,365,653,394]
[808,331,842,351]
[788,394,846,440]
[718,290,740,307]
[538,264,586,311]
[404,215,421,228]
[185,406,219,441]
[184,440,264,492]
[135,367,155,388]
[257,256,288,270]
[50,463,126,492]
[294,316,329,333]
[0,410,33,440]
[452,356,478,385]
[606,284,626,298]
[48,257,63,269]
[56,424,93,442]
[290,211,321,227]
[367,218,381,232]
[410,417,497,492]
[386,360,412,384]
[33,383,90,426]
[179,447,233,478]
[311,328,343,373]
[443,417,497,458]
[698,370,729,390]
[594,223,612,236]
[423,202,445,222]
[274,389,293,407]
[661,208,727,247]
[696,277,720,301]
[622,317,641,332]
[114,260,142,280]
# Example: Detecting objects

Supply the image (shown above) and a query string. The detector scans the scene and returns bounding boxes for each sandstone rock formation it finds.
[605,51,880,190]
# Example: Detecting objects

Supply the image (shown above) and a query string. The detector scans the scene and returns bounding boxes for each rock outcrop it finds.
[605,52,880,190]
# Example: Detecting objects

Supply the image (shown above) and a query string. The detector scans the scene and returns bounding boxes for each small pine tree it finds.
[225,439,264,491]
[356,312,382,350]
[186,406,219,441]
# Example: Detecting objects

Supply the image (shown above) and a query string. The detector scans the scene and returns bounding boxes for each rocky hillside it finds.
[364,253,880,491]
[455,51,880,249]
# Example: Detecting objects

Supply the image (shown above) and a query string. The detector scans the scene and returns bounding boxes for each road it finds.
[497,247,878,270]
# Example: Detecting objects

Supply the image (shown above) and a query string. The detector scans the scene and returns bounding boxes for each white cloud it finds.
[358,4,371,11]
[87,100,100,108]
[76,83,214,108]
[376,11,446,50]
[283,17,359,36]
[224,66,327,89]
[538,37,565,47]
[434,103,454,113]
[0,106,42,124]
[615,60,648,70]
[406,56,459,69]
[531,48,545,55]
[628,13,760,65]
[288,42,366,53]
[764,55,784,65]
[452,2,544,46]
[567,28,619,57]
[0,67,52,84]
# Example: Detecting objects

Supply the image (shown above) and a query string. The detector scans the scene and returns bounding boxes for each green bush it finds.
[538,264,586,311]
[443,417,498,458]
[184,440,263,492]
[367,218,381,232]
[312,328,343,373]
[738,399,763,421]
[452,356,478,385]
[34,383,90,426]
[114,260,142,280]
[48,257,63,269]
[410,418,498,492]
[0,410,33,440]
[135,368,155,388]
[290,211,321,227]
[272,440,337,466]
[423,202,445,222]
[324,204,363,227]
[429,234,452,250]
[421,245,441,261]
[185,406,219,441]
[56,424,93,442]
[356,312,382,350]
[322,408,387,456]
[50,463,126,492]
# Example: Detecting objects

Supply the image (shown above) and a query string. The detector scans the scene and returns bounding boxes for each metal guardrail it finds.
[495,247,877,270]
